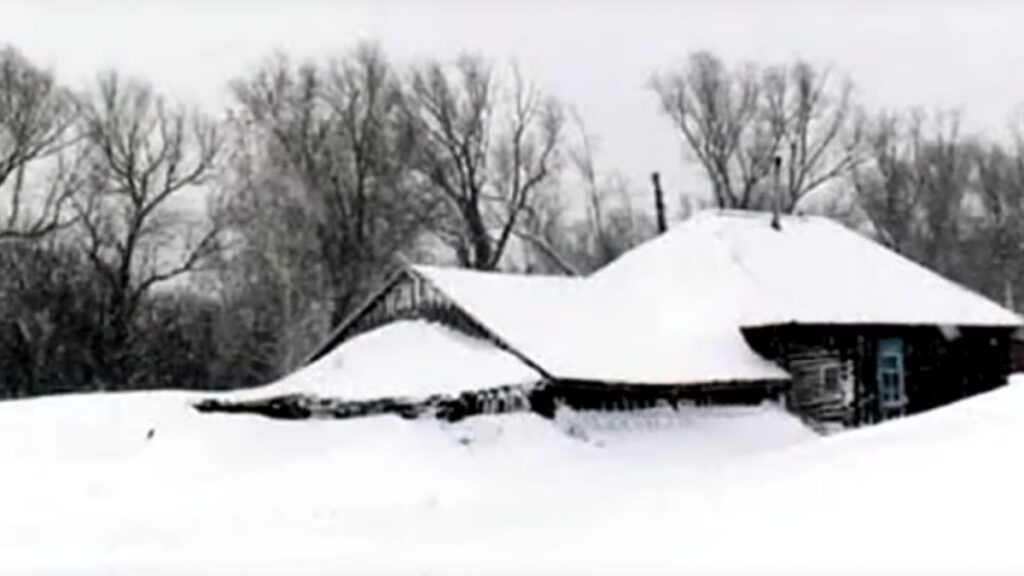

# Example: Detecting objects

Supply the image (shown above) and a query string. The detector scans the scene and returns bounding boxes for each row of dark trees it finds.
[0,44,652,396]
[0,44,1021,398]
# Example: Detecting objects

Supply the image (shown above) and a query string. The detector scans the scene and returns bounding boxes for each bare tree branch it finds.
[76,72,222,383]
[404,55,565,270]
[0,45,81,241]
[651,52,862,212]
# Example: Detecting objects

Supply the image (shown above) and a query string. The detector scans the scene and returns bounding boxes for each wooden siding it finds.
[306,267,555,381]
[338,270,489,344]
[1012,338,1024,373]
[306,269,495,365]
[903,327,1011,413]
[195,384,535,423]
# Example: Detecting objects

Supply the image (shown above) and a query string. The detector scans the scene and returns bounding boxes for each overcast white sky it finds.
[2,0,1023,200]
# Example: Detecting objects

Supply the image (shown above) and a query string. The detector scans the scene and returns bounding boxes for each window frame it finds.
[877,338,907,410]
[820,362,843,395]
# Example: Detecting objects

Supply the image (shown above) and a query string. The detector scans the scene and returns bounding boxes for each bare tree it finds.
[76,72,221,386]
[519,114,654,275]
[852,112,921,254]
[769,61,864,211]
[853,110,975,278]
[910,112,975,277]
[404,56,564,270]
[211,137,333,379]
[972,120,1024,308]
[0,46,80,241]
[228,46,427,329]
[651,51,862,212]
[651,52,764,209]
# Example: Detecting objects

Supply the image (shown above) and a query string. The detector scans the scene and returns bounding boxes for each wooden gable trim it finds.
[301,268,410,366]
[405,267,556,381]
[300,263,555,382]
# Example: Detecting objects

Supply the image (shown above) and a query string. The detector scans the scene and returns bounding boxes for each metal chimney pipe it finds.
[651,172,668,234]
[771,156,782,231]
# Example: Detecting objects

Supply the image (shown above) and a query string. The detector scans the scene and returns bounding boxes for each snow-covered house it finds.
[274,210,1022,427]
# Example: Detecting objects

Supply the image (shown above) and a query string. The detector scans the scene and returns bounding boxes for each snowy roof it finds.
[597,210,1022,329]
[408,210,1019,387]
[233,320,542,402]
[413,263,790,385]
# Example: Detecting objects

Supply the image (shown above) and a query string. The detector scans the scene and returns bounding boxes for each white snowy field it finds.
[1,380,1023,575]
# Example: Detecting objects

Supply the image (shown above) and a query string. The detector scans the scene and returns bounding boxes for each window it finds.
[821,364,842,394]
[877,338,906,412]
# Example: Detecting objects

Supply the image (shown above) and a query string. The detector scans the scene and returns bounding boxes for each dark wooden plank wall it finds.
[904,327,1011,414]
[195,384,534,423]
[1011,338,1024,373]
[534,379,789,417]
[743,325,1014,426]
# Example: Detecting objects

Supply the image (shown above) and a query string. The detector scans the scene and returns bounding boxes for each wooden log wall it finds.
[784,347,855,424]
[194,385,535,423]
[742,327,859,426]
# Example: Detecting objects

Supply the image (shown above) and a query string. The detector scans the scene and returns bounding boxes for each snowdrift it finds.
[228,319,541,402]
[1,378,1023,575]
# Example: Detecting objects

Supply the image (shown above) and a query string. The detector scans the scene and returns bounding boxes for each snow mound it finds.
[229,320,541,402]
[554,402,815,454]
[0,388,818,575]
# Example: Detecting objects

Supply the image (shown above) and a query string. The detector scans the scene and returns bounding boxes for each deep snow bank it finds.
[1,379,1022,575]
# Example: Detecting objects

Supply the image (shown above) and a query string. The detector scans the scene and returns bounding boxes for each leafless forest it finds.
[1,44,1020,396]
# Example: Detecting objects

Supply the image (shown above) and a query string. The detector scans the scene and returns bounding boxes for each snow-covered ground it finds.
[2,379,1023,575]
